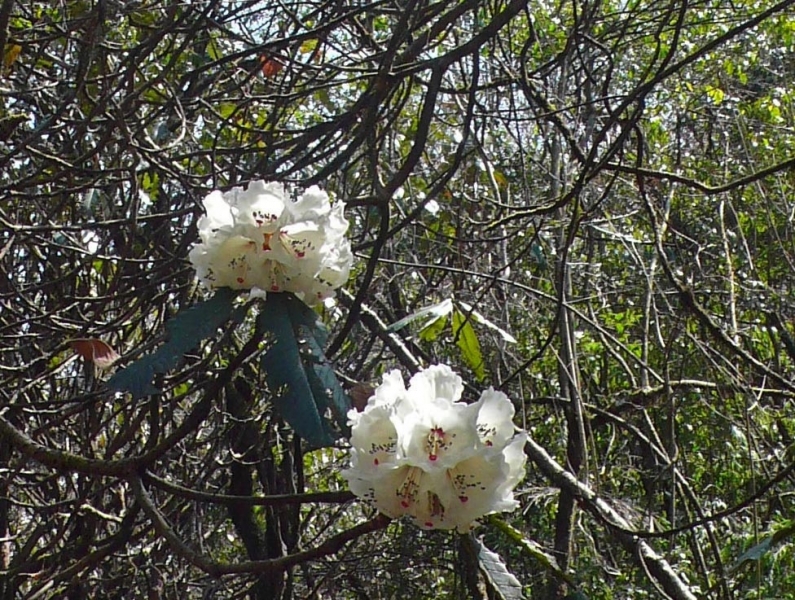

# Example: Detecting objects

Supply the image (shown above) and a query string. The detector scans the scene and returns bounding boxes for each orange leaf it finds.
[69,338,120,369]
[259,54,284,78]
[3,43,21,72]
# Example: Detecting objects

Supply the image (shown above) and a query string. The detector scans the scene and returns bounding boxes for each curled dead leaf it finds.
[259,54,285,78]
[69,338,120,369]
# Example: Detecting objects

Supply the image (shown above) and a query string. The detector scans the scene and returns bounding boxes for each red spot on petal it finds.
[429,454,437,461]
[236,277,244,284]
[486,440,493,447]
[425,521,434,528]
[400,500,410,508]
[271,285,280,291]
[373,458,379,466]
[296,251,305,258]
[459,496,469,503]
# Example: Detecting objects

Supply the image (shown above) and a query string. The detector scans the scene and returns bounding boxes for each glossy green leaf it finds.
[458,301,516,343]
[452,308,485,381]
[418,313,448,342]
[388,298,453,332]
[108,288,239,398]
[258,293,350,447]
[733,538,775,571]
[733,520,795,571]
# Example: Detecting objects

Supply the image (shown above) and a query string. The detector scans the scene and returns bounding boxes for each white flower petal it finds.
[326,201,350,237]
[367,370,408,410]
[348,405,399,476]
[447,453,517,528]
[345,465,414,520]
[279,222,324,259]
[406,364,463,406]
[199,190,234,231]
[401,402,480,471]
[493,432,528,500]
[475,388,517,450]
[188,181,353,304]
[202,235,258,289]
[407,470,452,529]
[345,365,527,530]
[236,182,287,232]
[291,185,331,219]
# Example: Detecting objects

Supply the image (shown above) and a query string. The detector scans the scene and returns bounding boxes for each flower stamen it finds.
[397,467,422,508]
[427,426,446,461]
[262,232,273,252]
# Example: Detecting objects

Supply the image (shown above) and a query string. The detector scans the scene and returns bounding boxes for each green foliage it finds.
[734,520,795,572]
[389,298,514,380]
[258,293,351,448]
[452,307,485,381]
[108,288,240,398]
[5,0,795,597]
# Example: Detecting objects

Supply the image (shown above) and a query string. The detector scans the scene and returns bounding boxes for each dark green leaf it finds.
[107,354,160,399]
[288,297,350,437]
[108,288,238,398]
[258,293,350,447]
[733,520,795,571]
[733,537,774,571]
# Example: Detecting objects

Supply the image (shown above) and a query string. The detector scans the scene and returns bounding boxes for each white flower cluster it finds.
[189,181,352,304]
[343,365,527,531]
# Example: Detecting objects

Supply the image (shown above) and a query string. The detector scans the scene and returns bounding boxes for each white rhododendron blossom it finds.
[188,181,352,304]
[343,365,527,531]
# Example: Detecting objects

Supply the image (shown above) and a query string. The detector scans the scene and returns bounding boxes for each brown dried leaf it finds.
[259,54,284,78]
[349,382,376,412]
[69,338,120,369]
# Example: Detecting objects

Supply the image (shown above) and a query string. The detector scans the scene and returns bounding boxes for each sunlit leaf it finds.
[388,298,453,332]
[452,308,485,381]
[475,538,525,600]
[418,313,448,342]
[705,84,725,105]
[206,36,222,61]
[299,38,318,54]
[458,301,516,343]
[141,172,159,202]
